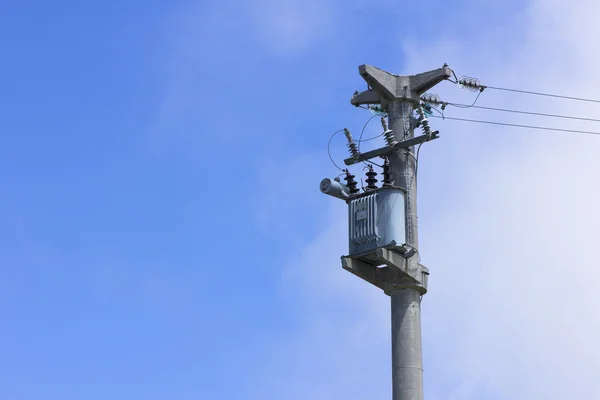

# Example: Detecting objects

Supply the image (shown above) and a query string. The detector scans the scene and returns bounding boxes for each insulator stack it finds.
[458,76,485,92]
[369,105,386,115]
[343,169,359,194]
[421,93,442,106]
[343,128,360,159]
[416,106,433,136]
[365,165,378,190]
[382,157,392,187]
[381,116,397,148]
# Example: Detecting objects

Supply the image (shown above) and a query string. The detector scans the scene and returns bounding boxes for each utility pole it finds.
[320,64,450,400]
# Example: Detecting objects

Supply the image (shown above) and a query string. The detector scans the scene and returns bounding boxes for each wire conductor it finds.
[431,116,600,136]
[485,85,600,104]
[327,129,346,171]
[447,103,600,123]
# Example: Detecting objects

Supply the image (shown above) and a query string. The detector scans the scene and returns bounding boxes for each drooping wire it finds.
[445,65,459,84]
[430,106,445,119]
[484,85,600,104]
[365,158,384,168]
[406,150,417,162]
[327,129,346,171]
[327,121,385,172]
[451,69,459,81]
[415,142,424,179]
[446,103,600,123]
[358,114,380,152]
[357,132,385,143]
[357,113,385,168]
[448,90,483,109]
[431,115,600,136]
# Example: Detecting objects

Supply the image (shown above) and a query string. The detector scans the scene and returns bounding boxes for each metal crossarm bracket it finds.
[343,132,440,166]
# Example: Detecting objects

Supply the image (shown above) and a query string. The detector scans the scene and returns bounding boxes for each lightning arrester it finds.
[344,128,360,160]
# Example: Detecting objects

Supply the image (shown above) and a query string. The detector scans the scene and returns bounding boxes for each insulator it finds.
[421,93,442,105]
[343,169,359,194]
[343,128,360,160]
[422,103,433,117]
[381,116,389,131]
[382,157,392,187]
[381,116,397,148]
[369,105,387,116]
[365,165,378,190]
[459,76,485,92]
[416,105,433,137]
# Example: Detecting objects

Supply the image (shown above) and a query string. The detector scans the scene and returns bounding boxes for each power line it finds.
[446,103,600,123]
[327,116,386,173]
[327,129,346,171]
[357,133,385,142]
[358,114,380,151]
[414,142,424,179]
[449,91,483,109]
[483,85,600,105]
[358,114,385,168]
[431,115,600,136]
[448,71,600,104]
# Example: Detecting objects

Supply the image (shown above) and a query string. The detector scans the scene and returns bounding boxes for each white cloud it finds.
[251,0,600,398]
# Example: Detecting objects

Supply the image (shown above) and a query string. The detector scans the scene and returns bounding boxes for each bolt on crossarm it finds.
[321,64,450,400]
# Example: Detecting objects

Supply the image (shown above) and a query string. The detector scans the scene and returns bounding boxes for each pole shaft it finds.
[388,101,424,400]
[391,289,423,400]
[387,102,418,248]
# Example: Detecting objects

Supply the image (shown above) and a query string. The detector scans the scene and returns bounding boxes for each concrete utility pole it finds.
[320,65,450,400]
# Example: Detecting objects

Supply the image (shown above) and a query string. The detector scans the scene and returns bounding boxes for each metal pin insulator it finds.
[343,169,359,194]
[365,165,378,190]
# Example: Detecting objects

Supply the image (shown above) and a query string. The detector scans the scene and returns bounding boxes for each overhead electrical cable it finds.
[358,114,380,151]
[327,129,346,171]
[358,113,385,168]
[357,133,385,143]
[447,74,600,104]
[484,85,600,104]
[431,115,600,136]
[447,91,483,109]
[446,103,600,123]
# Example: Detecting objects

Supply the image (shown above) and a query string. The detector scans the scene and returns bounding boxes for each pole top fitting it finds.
[350,64,452,107]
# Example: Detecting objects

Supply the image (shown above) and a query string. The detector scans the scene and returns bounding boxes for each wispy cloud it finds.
[251,0,600,398]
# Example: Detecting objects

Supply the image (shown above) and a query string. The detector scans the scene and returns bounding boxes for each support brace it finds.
[341,248,429,296]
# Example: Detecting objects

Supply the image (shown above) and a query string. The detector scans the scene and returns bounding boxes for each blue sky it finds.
[2,0,600,399]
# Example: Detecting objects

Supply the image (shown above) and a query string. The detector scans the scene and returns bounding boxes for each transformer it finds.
[348,187,406,258]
